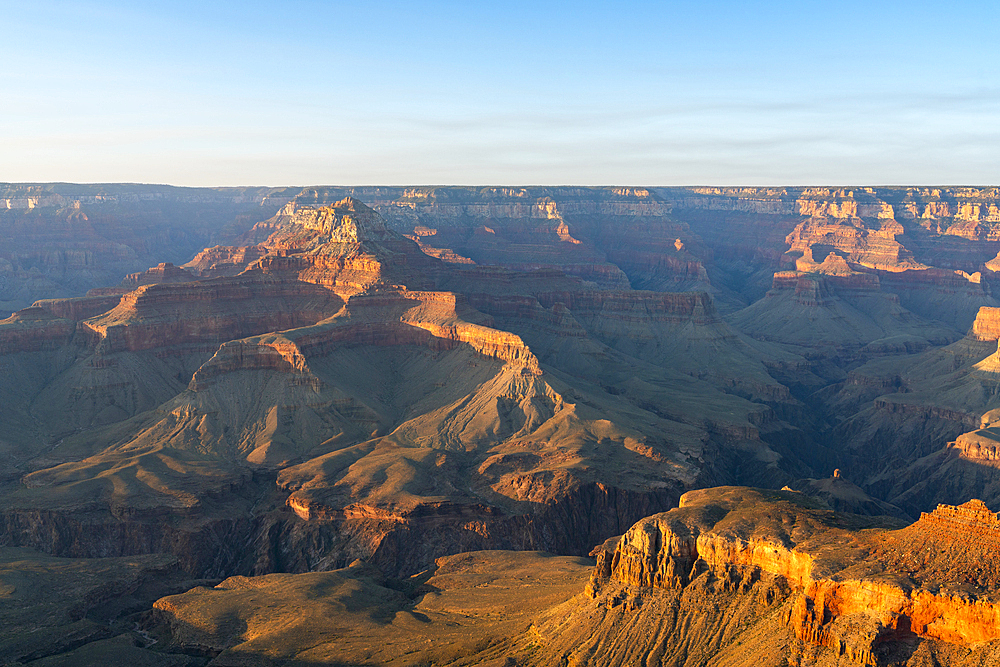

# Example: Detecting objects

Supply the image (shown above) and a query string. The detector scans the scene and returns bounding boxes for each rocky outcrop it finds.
[584,489,1000,665]
[188,335,318,391]
[87,262,197,296]
[0,307,75,354]
[770,270,881,299]
[79,275,343,352]
[235,197,444,297]
[784,217,924,272]
[948,429,1000,465]
[182,244,269,278]
[731,267,958,357]
[189,290,542,390]
[31,294,123,321]
[971,306,1000,340]
[918,498,1000,531]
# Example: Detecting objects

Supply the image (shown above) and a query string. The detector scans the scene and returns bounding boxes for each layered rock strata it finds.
[182,244,268,278]
[87,262,197,296]
[0,307,75,354]
[582,488,1000,666]
[78,275,344,353]
[0,183,297,312]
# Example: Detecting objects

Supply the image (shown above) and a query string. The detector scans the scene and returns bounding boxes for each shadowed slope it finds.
[135,488,1000,667]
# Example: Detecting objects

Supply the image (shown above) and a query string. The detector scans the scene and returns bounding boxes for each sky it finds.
[2,0,998,186]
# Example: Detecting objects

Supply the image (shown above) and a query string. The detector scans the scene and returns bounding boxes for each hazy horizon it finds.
[4,1,998,187]
[8,182,1000,191]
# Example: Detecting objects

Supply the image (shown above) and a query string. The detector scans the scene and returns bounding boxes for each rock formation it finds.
[5,184,1000,663]
[0,183,298,314]
[87,262,197,296]
[120,488,1000,666]
[525,488,1000,666]
[1,196,801,588]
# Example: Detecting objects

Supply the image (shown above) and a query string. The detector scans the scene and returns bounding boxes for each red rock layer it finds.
[190,290,541,390]
[784,217,923,272]
[0,307,75,354]
[31,295,123,321]
[79,275,343,352]
[594,490,1000,665]
[236,198,443,297]
[183,245,269,278]
[918,498,1000,530]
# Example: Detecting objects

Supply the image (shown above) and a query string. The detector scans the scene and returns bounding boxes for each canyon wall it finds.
[576,488,1000,666]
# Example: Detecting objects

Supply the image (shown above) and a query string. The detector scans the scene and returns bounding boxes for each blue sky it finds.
[2,1,998,186]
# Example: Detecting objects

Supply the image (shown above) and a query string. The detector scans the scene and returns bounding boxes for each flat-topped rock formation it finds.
[971,306,1000,340]
[730,268,956,355]
[29,294,125,321]
[189,289,541,393]
[947,426,1000,465]
[79,275,344,353]
[0,306,75,354]
[87,262,197,296]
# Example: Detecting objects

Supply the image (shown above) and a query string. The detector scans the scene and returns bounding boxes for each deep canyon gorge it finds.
[2,183,1000,665]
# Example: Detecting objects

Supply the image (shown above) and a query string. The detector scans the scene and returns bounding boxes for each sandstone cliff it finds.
[0,307,75,355]
[79,275,344,353]
[521,487,1000,666]
[731,268,957,355]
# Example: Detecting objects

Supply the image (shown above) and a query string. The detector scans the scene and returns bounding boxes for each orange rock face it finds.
[591,489,1000,665]
[784,217,925,273]
[183,244,269,278]
[971,306,1000,340]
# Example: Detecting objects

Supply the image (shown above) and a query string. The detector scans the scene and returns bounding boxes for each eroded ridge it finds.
[919,499,1000,531]
[587,489,1000,666]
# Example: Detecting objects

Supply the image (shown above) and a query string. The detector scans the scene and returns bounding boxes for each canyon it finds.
[3,183,1000,664]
